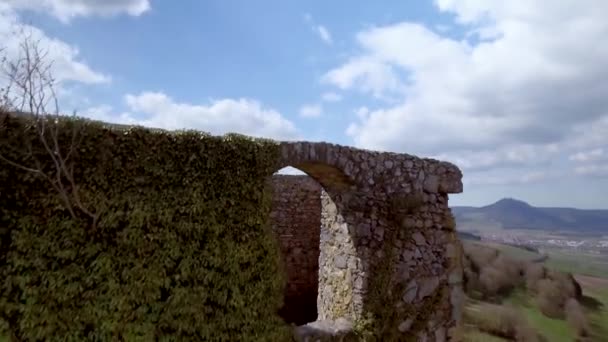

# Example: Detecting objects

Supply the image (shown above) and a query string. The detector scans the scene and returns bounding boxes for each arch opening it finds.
[270,166,323,325]
[269,163,357,326]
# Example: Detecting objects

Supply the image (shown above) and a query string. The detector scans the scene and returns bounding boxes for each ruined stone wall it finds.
[319,153,464,341]
[275,142,465,341]
[269,175,323,324]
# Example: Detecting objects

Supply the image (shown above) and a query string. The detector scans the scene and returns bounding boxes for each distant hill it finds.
[453,198,608,233]
[456,231,482,241]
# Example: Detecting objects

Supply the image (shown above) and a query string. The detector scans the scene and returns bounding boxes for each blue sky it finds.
[1,0,608,209]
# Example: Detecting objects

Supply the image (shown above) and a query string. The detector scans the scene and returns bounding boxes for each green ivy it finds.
[0,113,292,341]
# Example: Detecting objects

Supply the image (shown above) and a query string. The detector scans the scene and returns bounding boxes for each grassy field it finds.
[467,241,544,262]
[464,289,574,341]
[576,275,608,341]
[463,277,608,341]
[544,249,608,279]
[587,290,608,341]
[507,289,576,342]
[461,239,608,342]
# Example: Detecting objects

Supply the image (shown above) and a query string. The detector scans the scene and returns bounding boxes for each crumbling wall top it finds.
[277,141,463,194]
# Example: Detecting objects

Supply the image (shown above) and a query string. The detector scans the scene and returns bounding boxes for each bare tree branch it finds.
[0,28,103,231]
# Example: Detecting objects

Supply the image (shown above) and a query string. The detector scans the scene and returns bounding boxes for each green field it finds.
[507,289,576,342]
[583,287,608,341]
[465,288,608,342]
[464,290,574,341]
[463,280,608,341]
[467,241,544,262]
[463,240,608,341]
[544,249,608,279]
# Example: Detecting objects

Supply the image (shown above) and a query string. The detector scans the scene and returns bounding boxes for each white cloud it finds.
[321,92,342,102]
[322,57,404,99]
[304,14,333,45]
[574,164,608,177]
[324,0,608,183]
[111,92,300,140]
[434,24,451,33]
[568,116,608,150]
[569,148,605,162]
[355,107,369,120]
[316,25,333,45]
[299,104,323,118]
[433,143,559,172]
[81,105,138,125]
[465,170,553,186]
[6,0,150,22]
[0,5,110,86]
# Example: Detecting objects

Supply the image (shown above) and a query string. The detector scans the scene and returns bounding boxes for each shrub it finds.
[547,270,581,300]
[463,243,524,299]
[493,255,524,280]
[515,324,540,342]
[464,243,499,271]
[465,303,538,342]
[524,263,546,293]
[564,298,590,338]
[534,269,585,320]
[463,266,484,297]
[536,278,567,319]
[479,266,507,296]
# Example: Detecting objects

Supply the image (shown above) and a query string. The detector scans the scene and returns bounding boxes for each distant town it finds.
[462,229,608,255]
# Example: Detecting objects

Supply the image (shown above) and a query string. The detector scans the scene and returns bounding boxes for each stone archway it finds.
[270,174,323,325]
[269,141,465,340]
[270,142,361,325]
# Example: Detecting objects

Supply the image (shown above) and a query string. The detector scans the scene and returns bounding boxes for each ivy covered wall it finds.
[0,112,291,341]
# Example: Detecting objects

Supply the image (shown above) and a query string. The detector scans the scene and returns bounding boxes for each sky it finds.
[1,0,607,209]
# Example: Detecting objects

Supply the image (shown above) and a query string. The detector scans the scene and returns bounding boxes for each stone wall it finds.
[270,175,323,325]
[272,142,464,341]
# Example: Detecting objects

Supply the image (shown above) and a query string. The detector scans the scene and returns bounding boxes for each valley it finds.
[454,198,608,277]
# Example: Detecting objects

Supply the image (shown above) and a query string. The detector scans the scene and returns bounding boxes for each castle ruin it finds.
[269,141,464,340]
